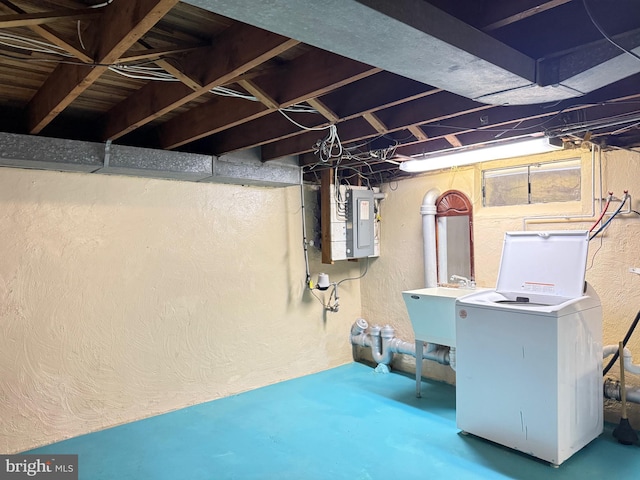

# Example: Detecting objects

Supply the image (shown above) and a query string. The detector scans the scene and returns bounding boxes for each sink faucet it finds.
[450,275,475,288]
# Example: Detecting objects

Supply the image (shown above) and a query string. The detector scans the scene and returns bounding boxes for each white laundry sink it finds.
[402,286,478,347]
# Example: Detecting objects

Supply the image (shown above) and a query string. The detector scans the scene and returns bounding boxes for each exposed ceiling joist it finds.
[306,98,339,123]
[408,125,428,142]
[27,0,180,134]
[159,48,379,150]
[362,112,387,134]
[183,0,536,101]
[202,72,439,158]
[0,0,92,62]
[237,79,279,110]
[263,116,378,162]
[250,48,381,108]
[116,44,203,63]
[102,24,299,140]
[270,73,640,162]
[136,39,202,90]
[159,95,269,150]
[259,91,493,160]
[444,134,463,148]
[0,0,639,186]
[480,0,573,32]
[0,7,99,28]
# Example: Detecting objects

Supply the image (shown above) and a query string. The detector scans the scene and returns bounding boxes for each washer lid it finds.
[496,231,589,302]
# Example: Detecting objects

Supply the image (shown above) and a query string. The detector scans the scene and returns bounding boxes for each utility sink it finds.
[402,287,479,347]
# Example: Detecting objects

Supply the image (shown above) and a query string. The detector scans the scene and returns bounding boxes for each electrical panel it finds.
[328,185,380,261]
[346,189,374,258]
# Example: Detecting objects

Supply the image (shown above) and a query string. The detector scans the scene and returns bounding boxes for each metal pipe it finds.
[604,378,640,405]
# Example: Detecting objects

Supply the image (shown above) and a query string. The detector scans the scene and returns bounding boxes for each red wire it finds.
[589,195,612,232]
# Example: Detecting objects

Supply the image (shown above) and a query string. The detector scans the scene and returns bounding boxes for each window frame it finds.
[481,158,581,207]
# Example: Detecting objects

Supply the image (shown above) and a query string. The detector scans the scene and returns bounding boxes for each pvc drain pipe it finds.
[604,344,640,376]
[350,318,449,372]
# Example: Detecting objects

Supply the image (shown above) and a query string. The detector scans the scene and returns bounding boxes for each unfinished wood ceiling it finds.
[1,0,639,184]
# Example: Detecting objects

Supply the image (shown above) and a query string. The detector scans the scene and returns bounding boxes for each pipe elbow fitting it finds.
[351,318,369,336]
[435,346,451,365]
[381,324,395,339]
[603,345,618,359]
[420,188,440,215]
[603,378,621,401]
[623,349,640,375]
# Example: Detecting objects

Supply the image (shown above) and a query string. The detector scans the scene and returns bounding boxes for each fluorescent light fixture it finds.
[399,136,564,173]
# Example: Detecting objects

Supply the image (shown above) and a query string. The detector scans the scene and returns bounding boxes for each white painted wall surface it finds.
[0,168,361,453]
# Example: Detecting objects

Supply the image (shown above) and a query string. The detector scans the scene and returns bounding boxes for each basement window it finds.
[482,159,581,207]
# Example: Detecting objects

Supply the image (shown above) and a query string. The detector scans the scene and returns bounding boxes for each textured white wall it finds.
[362,147,640,426]
[0,168,361,453]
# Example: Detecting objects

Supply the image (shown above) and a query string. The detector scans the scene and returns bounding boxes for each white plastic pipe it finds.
[603,344,640,375]
[350,319,450,370]
[623,349,640,375]
[421,188,440,288]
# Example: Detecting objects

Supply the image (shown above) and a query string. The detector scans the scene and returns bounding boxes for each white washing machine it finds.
[455,231,602,466]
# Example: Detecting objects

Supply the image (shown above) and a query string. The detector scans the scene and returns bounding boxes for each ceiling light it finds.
[399,136,564,173]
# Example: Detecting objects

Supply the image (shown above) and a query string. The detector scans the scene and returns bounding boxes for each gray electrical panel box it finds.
[346,188,375,258]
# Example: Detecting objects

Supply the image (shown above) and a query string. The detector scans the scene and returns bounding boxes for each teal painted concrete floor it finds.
[28,362,639,479]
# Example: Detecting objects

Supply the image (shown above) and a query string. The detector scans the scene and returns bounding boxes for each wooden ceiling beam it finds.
[398,106,640,158]
[200,72,442,159]
[408,125,428,142]
[133,39,202,90]
[157,78,280,150]
[153,57,201,90]
[27,0,179,134]
[116,45,203,63]
[263,74,640,161]
[262,117,377,161]
[259,91,491,160]
[0,7,99,28]
[318,71,440,120]
[306,98,339,123]
[199,73,439,159]
[102,24,298,140]
[203,70,426,156]
[159,48,378,150]
[160,95,269,149]
[444,134,463,147]
[414,76,640,144]
[0,1,92,62]
[389,83,640,159]
[481,0,573,32]
[362,112,387,134]
[237,79,279,110]
[209,109,329,155]
[92,0,178,64]
[376,92,492,131]
[250,49,380,107]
